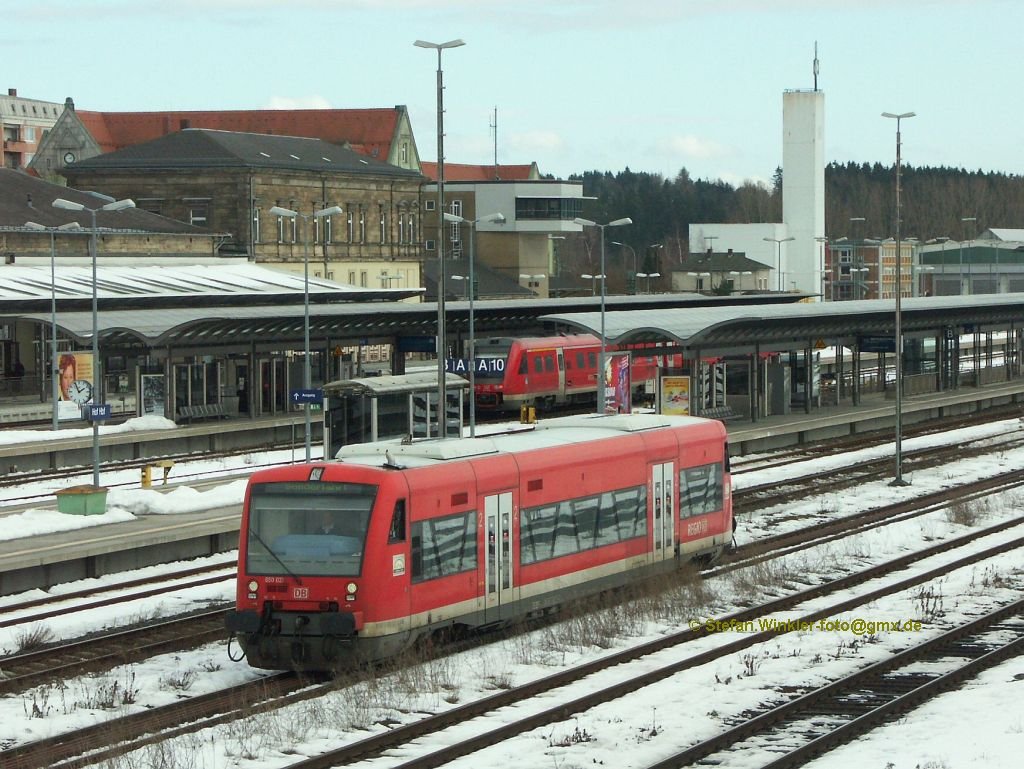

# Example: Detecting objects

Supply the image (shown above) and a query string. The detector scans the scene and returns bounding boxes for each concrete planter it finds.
[55,485,109,515]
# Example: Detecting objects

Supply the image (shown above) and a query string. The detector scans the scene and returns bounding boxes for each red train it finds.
[471,334,665,412]
[226,413,733,671]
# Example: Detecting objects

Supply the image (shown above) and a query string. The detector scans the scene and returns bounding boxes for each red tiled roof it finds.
[420,162,537,182]
[74,109,400,161]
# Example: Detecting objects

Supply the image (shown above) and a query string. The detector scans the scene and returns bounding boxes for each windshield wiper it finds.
[249,527,303,585]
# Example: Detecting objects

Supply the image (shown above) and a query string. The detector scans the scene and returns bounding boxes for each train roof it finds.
[336,412,721,469]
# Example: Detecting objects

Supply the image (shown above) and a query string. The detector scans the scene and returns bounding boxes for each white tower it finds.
[782,59,825,297]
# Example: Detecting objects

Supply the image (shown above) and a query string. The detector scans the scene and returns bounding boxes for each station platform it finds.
[1,377,1023,597]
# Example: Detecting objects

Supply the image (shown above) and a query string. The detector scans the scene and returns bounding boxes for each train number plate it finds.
[293,587,310,599]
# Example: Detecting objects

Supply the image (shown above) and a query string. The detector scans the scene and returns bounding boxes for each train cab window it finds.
[388,499,407,543]
[534,356,543,374]
[544,355,554,372]
[518,356,528,375]
[576,352,585,369]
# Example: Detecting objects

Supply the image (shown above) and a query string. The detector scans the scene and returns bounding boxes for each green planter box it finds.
[55,485,109,515]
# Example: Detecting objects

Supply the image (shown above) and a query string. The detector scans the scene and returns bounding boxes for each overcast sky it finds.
[7,1,1021,187]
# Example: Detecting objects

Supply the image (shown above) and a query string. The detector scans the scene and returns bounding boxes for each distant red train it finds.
[471,334,666,413]
[226,413,732,671]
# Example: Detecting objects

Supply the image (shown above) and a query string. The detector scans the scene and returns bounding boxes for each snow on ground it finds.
[0,416,1022,767]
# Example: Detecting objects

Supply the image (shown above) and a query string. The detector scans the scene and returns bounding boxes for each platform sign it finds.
[290,388,323,405]
[857,336,896,353]
[445,358,505,375]
[85,403,112,421]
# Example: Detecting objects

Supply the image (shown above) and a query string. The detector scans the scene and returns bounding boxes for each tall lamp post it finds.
[52,196,135,488]
[581,272,605,296]
[882,110,915,487]
[443,211,505,437]
[763,236,794,291]
[959,216,976,295]
[850,267,868,299]
[25,220,82,430]
[611,240,637,293]
[814,236,829,300]
[575,216,632,414]
[416,37,465,438]
[269,204,343,461]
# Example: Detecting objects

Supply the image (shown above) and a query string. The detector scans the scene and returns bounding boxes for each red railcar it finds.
[226,412,732,671]
[472,334,664,412]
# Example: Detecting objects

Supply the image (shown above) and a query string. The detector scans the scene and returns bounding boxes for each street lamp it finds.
[416,37,465,438]
[611,241,637,292]
[52,195,135,489]
[763,236,794,291]
[25,220,83,429]
[575,217,632,414]
[636,272,661,293]
[814,236,828,299]
[960,216,976,295]
[269,204,343,461]
[850,267,869,299]
[443,211,504,437]
[882,109,915,487]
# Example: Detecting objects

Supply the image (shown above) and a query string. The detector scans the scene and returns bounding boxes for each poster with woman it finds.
[57,352,95,420]
[604,353,631,414]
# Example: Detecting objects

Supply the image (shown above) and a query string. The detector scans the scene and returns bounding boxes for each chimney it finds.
[706,247,713,255]
[8,88,16,97]
[727,248,733,255]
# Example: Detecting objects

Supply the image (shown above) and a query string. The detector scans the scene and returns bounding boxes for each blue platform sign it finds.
[857,336,896,353]
[445,358,505,375]
[290,388,323,405]
[85,404,112,421]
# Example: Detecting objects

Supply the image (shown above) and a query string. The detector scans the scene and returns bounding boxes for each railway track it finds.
[4,508,1021,769]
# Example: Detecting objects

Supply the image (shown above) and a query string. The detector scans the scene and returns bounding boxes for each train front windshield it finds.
[246,481,377,577]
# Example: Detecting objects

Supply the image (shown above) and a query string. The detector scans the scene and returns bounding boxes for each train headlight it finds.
[247,580,259,592]
[346,582,358,595]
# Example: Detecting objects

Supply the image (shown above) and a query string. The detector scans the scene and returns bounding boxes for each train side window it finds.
[588,352,596,368]
[544,355,554,372]
[388,499,407,543]
[534,356,543,374]
[518,356,528,375]
[577,352,585,369]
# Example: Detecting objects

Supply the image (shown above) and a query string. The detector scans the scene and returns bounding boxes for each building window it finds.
[449,200,462,248]
[188,202,209,227]
[348,270,356,284]
[410,214,417,244]
[398,212,406,244]
[276,213,286,243]
[515,197,582,221]
[379,205,387,243]
[358,208,366,243]
[424,199,436,211]
[252,207,261,243]
[24,126,35,142]
[346,209,354,243]
[400,141,409,165]
[426,239,436,251]
[360,271,368,288]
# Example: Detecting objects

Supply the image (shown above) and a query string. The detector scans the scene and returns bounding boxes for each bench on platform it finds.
[700,405,742,423]
[176,403,228,424]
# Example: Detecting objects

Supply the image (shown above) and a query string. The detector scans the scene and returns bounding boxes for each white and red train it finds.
[471,334,666,412]
[226,413,732,671]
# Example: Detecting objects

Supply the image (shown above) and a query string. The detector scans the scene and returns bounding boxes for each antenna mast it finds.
[813,41,820,91]
[490,106,498,179]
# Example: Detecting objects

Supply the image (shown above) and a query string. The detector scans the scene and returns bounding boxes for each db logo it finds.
[293,587,310,599]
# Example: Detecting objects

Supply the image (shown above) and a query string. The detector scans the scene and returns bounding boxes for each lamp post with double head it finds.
[882,110,915,487]
[575,216,632,414]
[25,220,82,429]
[52,196,135,488]
[443,211,505,437]
[416,37,465,438]
[581,273,604,296]
[763,236,794,291]
[269,205,343,461]
[636,272,661,293]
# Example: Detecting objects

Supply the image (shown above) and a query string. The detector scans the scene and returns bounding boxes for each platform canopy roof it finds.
[541,294,1024,353]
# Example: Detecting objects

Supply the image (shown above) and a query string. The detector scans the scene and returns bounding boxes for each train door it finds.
[484,491,514,619]
[650,462,675,562]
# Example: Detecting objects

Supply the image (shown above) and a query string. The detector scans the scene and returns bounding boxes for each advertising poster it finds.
[660,375,691,415]
[604,353,631,413]
[141,374,166,417]
[57,351,95,420]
